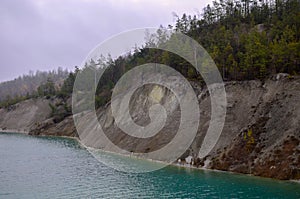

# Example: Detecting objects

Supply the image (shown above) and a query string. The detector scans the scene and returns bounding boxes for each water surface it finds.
[0,133,299,198]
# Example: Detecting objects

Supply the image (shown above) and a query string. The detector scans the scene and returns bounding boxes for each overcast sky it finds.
[0,0,212,82]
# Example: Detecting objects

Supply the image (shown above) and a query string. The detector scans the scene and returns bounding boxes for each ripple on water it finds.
[0,133,300,199]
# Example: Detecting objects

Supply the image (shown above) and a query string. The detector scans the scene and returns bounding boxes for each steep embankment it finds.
[0,98,52,133]
[0,98,76,137]
[0,74,299,180]
[207,75,300,180]
[74,74,300,180]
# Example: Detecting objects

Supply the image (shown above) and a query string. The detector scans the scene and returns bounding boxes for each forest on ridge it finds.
[0,0,299,109]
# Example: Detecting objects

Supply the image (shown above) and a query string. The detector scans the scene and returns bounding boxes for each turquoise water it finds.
[0,133,299,199]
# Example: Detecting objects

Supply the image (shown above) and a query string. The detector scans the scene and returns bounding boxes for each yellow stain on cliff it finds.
[150,85,164,103]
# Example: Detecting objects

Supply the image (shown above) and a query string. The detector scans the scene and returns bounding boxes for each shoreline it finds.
[1,131,299,183]
[76,139,300,184]
[0,129,29,134]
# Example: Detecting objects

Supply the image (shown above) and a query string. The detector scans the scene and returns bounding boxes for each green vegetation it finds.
[0,68,69,108]
[37,78,56,98]
[89,0,300,108]
[244,128,255,152]
[0,94,31,109]
[57,67,80,99]
[0,0,299,110]
[49,101,72,123]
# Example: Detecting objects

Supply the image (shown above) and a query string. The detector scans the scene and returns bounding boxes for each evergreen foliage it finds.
[1,0,299,110]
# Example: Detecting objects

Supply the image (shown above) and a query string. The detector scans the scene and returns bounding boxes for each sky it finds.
[0,0,212,82]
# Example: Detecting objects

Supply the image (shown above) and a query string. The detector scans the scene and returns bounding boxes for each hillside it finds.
[0,68,69,102]
[0,0,299,181]
[1,74,299,180]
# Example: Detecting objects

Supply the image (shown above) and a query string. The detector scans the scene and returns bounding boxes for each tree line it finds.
[87,0,299,108]
[174,0,300,80]
[1,0,299,109]
[0,68,69,108]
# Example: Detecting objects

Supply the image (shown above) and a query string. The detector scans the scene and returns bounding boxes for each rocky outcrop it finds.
[30,115,76,137]
[86,74,300,180]
[0,97,76,137]
[29,98,76,137]
[0,74,299,180]
[91,74,300,179]
[0,98,52,133]
[208,76,300,180]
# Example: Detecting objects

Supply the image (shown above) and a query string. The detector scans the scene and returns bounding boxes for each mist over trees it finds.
[0,0,299,109]
[0,67,69,102]
[90,0,299,84]
[84,0,299,108]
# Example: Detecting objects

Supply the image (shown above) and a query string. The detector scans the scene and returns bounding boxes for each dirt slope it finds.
[1,74,299,180]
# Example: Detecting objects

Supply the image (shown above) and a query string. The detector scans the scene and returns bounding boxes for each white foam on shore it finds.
[0,129,29,134]
[1,131,298,183]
